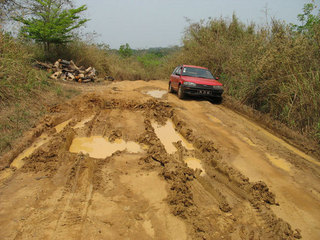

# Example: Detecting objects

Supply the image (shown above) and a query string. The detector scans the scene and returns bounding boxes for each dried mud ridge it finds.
[0,93,302,239]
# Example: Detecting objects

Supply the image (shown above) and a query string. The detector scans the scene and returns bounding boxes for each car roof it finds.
[182,65,208,70]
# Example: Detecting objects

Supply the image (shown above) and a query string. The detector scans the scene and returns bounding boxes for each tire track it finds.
[51,154,95,240]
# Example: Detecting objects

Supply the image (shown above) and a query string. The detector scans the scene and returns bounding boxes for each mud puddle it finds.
[184,157,206,176]
[69,136,143,159]
[152,120,193,154]
[145,90,167,99]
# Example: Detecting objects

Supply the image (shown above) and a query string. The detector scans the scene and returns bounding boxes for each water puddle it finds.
[266,153,292,172]
[184,157,206,176]
[152,120,194,154]
[146,90,167,99]
[11,134,50,169]
[73,116,94,129]
[207,114,223,124]
[69,136,143,159]
[55,119,72,133]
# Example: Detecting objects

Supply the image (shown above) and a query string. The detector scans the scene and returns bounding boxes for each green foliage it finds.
[292,1,320,34]
[105,46,178,80]
[118,43,133,58]
[13,0,88,52]
[137,53,161,68]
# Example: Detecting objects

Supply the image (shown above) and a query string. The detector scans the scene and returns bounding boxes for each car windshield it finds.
[182,67,215,79]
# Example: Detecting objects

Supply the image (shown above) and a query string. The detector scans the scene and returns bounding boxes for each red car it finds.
[168,65,224,100]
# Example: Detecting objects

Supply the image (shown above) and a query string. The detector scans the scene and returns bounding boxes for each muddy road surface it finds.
[1,80,320,240]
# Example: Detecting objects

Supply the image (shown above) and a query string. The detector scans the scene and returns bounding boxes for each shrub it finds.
[164,14,320,142]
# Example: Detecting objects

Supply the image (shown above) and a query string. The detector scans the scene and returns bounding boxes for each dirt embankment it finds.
[1,80,319,239]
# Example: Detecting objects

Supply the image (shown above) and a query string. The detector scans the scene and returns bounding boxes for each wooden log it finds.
[50,71,62,80]
[85,67,92,73]
[60,72,67,81]
[53,61,60,69]
[78,73,85,78]
[34,61,52,70]
[60,60,70,66]
[82,79,92,83]
[67,72,75,81]
[86,71,95,78]
[69,60,79,71]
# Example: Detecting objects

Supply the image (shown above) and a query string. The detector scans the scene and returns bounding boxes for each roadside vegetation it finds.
[164,4,320,143]
[107,45,178,80]
[0,0,319,155]
[0,32,79,154]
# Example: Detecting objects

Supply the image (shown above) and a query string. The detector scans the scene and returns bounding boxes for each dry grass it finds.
[163,15,320,142]
[0,32,79,155]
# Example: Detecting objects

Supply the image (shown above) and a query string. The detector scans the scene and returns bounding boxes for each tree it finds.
[292,1,320,35]
[119,43,133,58]
[13,0,88,52]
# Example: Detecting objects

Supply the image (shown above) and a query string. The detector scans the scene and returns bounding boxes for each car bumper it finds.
[181,85,223,97]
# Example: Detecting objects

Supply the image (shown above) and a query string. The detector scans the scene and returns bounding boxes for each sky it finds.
[75,0,309,49]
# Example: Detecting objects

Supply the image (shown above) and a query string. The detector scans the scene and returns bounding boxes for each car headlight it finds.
[212,85,223,90]
[183,81,196,87]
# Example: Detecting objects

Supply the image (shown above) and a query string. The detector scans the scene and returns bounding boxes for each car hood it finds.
[181,76,223,86]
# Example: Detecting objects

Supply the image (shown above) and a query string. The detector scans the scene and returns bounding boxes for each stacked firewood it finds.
[35,59,97,83]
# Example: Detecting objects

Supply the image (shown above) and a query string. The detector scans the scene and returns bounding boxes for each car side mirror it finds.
[215,77,219,80]
[176,72,180,76]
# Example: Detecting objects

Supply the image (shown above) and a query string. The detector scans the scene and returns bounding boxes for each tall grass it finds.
[0,32,50,107]
[164,15,320,142]
[0,32,79,154]
[108,53,169,80]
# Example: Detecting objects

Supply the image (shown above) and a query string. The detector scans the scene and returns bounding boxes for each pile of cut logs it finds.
[35,59,97,83]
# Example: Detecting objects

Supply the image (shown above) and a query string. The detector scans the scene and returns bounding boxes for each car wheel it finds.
[211,96,222,104]
[168,82,174,93]
[178,85,185,99]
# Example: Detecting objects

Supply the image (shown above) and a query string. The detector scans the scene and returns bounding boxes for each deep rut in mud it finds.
[1,80,319,239]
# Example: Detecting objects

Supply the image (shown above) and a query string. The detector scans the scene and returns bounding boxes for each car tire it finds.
[211,96,222,104]
[178,85,185,99]
[168,82,174,93]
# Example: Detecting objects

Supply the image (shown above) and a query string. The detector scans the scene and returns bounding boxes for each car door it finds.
[170,66,178,88]
[171,66,182,90]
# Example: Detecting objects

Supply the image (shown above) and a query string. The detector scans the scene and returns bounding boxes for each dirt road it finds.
[1,80,319,239]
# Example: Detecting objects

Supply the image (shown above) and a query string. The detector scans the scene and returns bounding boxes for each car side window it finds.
[176,67,182,75]
[172,67,178,75]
